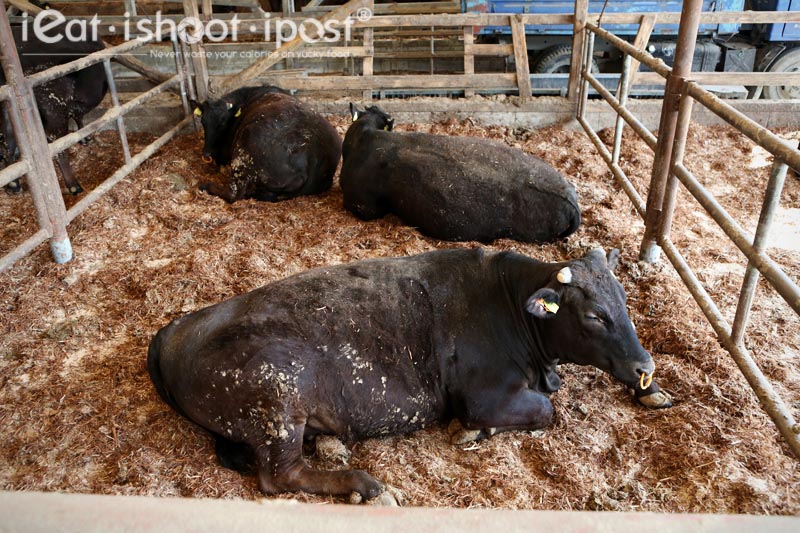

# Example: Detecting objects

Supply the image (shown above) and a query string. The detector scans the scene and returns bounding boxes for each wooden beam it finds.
[463,25,474,98]
[362,27,373,100]
[510,15,531,102]
[218,0,370,95]
[568,0,588,101]
[182,0,209,100]
[627,14,656,89]
[270,73,518,91]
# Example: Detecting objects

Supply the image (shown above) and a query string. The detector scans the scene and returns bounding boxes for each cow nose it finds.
[635,358,655,377]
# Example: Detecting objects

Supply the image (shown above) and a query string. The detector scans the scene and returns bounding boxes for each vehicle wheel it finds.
[533,44,598,74]
[763,47,800,100]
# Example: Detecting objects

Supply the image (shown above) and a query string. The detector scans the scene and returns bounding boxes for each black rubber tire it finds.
[533,44,598,74]
[762,47,800,100]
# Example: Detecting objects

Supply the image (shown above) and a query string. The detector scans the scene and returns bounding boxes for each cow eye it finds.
[585,312,606,325]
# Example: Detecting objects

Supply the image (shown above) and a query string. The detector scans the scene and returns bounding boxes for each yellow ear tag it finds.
[353,112,359,121]
[234,108,242,117]
[383,125,390,131]
[538,299,560,314]
[194,108,202,117]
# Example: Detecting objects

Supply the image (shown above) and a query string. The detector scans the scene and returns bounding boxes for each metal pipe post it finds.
[730,157,790,346]
[612,54,632,166]
[638,0,704,263]
[0,2,72,264]
[103,58,132,164]
[658,80,694,240]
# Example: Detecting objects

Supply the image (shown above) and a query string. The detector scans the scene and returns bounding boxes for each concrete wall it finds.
[1,491,799,533]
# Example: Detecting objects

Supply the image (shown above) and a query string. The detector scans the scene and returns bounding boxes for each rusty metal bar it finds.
[103,58,131,165]
[577,31,595,121]
[612,54,632,166]
[0,159,31,188]
[638,0,704,263]
[658,81,695,240]
[685,83,800,175]
[731,158,790,347]
[65,116,193,224]
[577,115,647,218]
[671,161,800,316]
[171,36,192,119]
[586,22,671,79]
[49,76,180,157]
[658,237,800,458]
[0,0,71,264]
[568,0,588,102]
[583,70,656,150]
[0,228,51,273]
[25,38,153,88]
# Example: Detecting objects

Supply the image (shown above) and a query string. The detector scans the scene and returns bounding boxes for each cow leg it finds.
[199,181,241,203]
[55,151,84,195]
[452,387,554,444]
[343,190,387,221]
[73,116,92,145]
[254,420,390,503]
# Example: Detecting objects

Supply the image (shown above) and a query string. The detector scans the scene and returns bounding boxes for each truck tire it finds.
[533,44,598,74]
[762,47,800,100]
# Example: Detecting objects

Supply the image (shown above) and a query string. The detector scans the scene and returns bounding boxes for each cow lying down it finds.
[340,105,581,243]
[148,248,671,505]
[190,86,341,203]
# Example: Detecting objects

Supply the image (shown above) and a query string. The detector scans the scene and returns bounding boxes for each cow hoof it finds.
[68,185,83,195]
[447,419,483,445]
[637,390,673,409]
[350,485,403,507]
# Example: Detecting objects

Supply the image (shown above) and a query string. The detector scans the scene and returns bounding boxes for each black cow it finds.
[190,86,341,203]
[340,105,581,243]
[148,247,671,504]
[1,24,108,195]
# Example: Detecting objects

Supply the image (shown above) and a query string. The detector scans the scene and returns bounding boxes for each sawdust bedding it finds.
[0,115,798,513]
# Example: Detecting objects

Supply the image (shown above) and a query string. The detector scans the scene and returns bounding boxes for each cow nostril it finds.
[201,155,213,164]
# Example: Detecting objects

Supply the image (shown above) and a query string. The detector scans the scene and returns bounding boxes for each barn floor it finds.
[0,116,798,513]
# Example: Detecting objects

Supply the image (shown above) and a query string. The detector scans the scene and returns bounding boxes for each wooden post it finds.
[182,0,210,100]
[218,0,370,94]
[510,15,531,102]
[463,26,475,98]
[627,15,656,91]
[0,2,72,264]
[123,0,137,16]
[202,0,213,17]
[568,0,588,102]
[362,27,374,100]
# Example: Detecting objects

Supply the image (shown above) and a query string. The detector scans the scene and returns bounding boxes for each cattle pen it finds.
[1,0,800,527]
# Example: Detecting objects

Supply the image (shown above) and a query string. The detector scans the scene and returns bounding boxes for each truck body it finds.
[463,0,800,98]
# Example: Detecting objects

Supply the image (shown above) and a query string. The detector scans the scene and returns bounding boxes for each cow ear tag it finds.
[352,111,359,121]
[557,267,572,284]
[383,125,389,131]
[234,108,242,118]
[540,300,559,314]
[194,108,202,117]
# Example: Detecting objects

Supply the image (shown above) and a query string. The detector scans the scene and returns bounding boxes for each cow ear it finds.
[525,288,561,319]
[607,249,621,272]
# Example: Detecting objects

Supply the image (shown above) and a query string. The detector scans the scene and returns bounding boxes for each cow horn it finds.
[556,267,572,284]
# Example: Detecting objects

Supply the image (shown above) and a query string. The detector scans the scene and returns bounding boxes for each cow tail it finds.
[146,328,184,416]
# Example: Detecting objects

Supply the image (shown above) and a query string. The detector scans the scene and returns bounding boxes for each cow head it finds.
[349,104,394,132]
[525,248,655,389]
[190,98,243,165]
